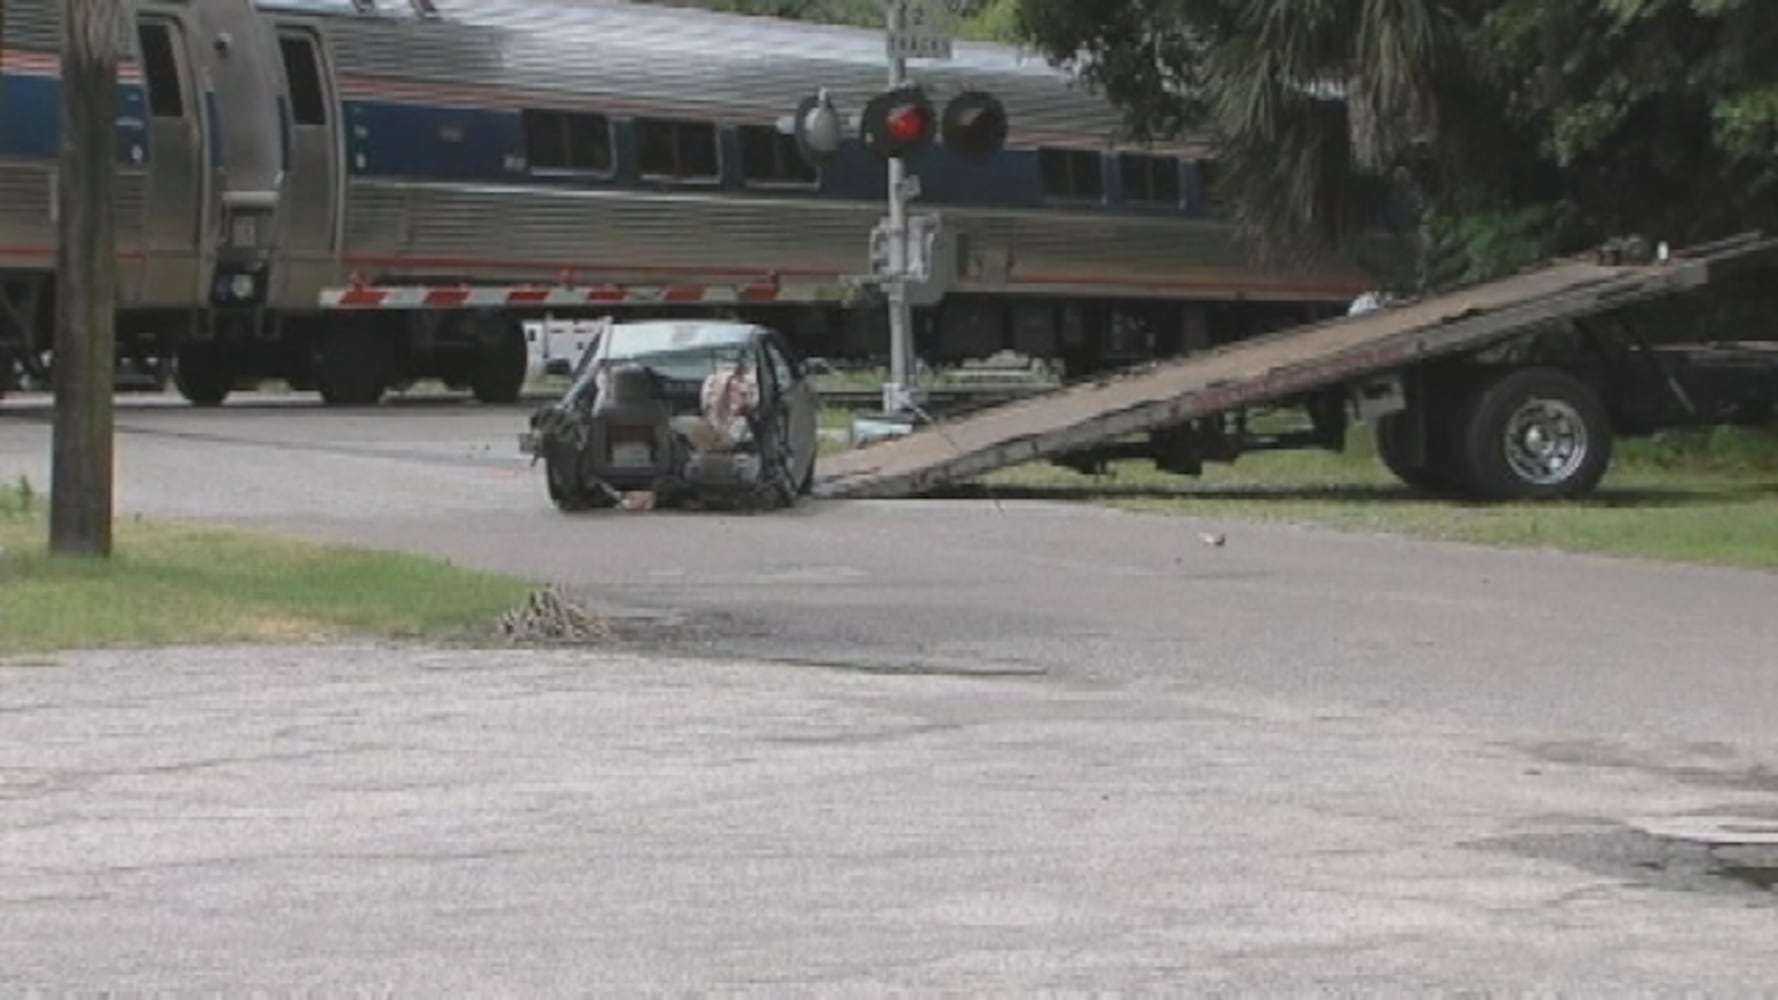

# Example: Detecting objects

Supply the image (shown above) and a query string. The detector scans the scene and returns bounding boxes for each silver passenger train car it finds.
[0,0,1368,406]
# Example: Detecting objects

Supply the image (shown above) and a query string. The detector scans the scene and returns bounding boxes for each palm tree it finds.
[1202,0,1474,291]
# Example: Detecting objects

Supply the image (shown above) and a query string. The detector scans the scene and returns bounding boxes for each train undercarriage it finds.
[1,269,1339,408]
[1,274,533,407]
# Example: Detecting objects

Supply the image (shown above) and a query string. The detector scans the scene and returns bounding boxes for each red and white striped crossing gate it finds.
[317,275,849,310]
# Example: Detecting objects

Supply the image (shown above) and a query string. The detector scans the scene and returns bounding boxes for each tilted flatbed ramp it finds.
[814,234,1778,499]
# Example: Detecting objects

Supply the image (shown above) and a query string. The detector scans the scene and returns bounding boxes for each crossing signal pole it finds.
[789,0,1003,422]
[879,14,923,417]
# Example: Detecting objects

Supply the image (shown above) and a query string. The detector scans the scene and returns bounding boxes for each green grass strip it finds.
[978,425,1778,570]
[0,505,533,655]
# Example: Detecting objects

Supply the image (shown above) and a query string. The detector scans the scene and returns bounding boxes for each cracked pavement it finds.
[3,643,1777,992]
[2,396,1776,990]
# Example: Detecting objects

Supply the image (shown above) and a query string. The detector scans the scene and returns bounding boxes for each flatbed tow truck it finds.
[816,232,1778,502]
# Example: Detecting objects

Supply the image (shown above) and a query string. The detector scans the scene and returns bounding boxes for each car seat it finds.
[588,363,675,476]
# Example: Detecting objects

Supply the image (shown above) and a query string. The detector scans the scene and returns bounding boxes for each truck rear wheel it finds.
[1374,408,1465,496]
[1455,367,1612,501]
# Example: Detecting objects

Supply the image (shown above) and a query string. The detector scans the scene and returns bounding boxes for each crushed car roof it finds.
[600,321,765,355]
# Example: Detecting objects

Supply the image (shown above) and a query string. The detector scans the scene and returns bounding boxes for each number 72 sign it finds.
[885,0,987,61]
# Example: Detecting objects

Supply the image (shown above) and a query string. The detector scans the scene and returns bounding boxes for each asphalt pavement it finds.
[2,394,1775,990]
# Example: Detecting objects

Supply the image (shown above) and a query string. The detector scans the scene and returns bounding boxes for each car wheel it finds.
[752,416,800,510]
[546,451,612,513]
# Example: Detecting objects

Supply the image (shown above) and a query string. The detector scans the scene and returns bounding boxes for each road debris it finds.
[620,491,658,511]
[496,586,614,645]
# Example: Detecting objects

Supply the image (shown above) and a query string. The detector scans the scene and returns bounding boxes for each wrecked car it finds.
[520,320,820,512]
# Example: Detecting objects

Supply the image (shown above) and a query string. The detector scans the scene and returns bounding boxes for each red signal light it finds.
[885,104,931,146]
[861,87,936,160]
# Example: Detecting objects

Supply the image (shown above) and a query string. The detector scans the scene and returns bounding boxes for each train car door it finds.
[133,14,206,307]
[272,26,340,305]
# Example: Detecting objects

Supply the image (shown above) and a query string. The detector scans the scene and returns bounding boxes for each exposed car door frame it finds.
[760,329,819,491]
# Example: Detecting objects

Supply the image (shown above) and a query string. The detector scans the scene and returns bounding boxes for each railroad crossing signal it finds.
[792,89,845,166]
[939,90,1007,162]
[854,87,1008,164]
[809,0,1007,417]
[860,86,938,161]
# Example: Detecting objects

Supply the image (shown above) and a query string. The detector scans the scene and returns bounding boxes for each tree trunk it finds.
[49,0,122,558]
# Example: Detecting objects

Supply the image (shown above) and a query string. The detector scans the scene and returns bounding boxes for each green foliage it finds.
[1478,0,1778,253]
[1714,86,1778,158]
[955,0,1021,41]
[1010,0,1222,142]
[2,476,33,517]
[1009,0,1778,284]
[1622,426,1778,475]
[1427,203,1571,287]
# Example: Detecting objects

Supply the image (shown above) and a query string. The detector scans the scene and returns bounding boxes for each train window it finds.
[636,118,720,181]
[1119,153,1181,206]
[525,111,570,171]
[738,125,816,186]
[278,35,327,127]
[136,22,184,118]
[566,115,614,173]
[1038,148,1103,201]
[522,109,613,174]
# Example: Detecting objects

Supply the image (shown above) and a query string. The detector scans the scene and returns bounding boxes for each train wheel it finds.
[315,328,389,407]
[1454,367,1612,501]
[470,323,528,405]
[172,341,233,408]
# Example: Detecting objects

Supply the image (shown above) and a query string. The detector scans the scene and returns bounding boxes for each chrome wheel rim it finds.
[1502,397,1589,486]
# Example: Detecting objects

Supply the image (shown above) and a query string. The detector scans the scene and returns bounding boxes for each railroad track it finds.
[811,382,1054,413]
[3,380,1056,413]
